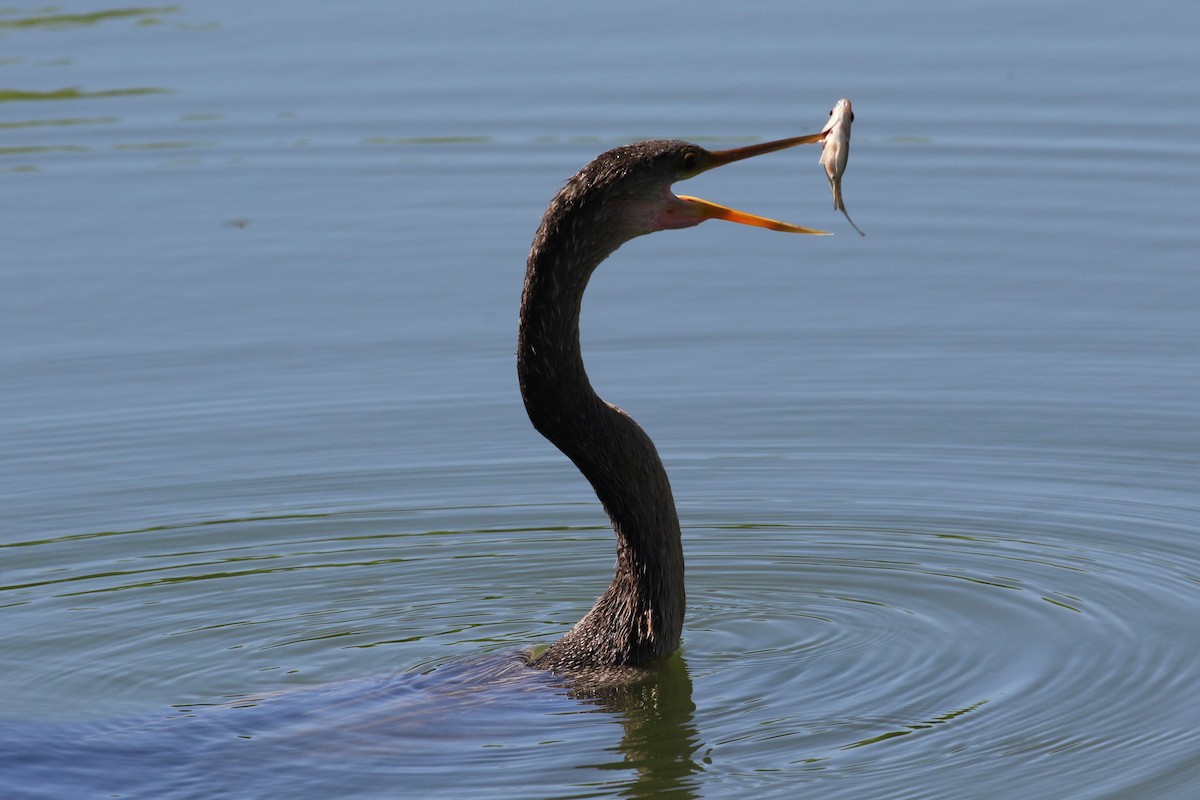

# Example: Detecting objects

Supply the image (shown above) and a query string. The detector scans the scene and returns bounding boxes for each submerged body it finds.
[819,98,866,237]
[518,137,826,675]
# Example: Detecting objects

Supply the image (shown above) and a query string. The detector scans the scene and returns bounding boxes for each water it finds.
[2,2,1198,798]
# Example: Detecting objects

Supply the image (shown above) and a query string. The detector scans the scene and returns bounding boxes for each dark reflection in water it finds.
[838,698,988,751]
[0,653,701,799]
[0,87,168,102]
[0,6,178,30]
[568,654,702,799]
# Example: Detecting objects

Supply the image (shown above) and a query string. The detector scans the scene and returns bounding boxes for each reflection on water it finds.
[570,654,702,799]
[0,116,119,128]
[0,87,168,102]
[838,698,990,751]
[0,6,179,168]
[0,7,179,30]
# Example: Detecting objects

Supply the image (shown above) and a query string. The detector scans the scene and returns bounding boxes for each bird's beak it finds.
[677,132,831,235]
[675,196,830,234]
[707,132,827,168]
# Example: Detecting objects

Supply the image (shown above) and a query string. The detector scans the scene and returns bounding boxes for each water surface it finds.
[2,2,1199,798]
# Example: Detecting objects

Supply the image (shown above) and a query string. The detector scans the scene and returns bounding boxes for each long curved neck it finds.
[518,207,684,673]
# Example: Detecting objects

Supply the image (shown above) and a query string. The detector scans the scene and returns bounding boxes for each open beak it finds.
[677,132,831,235]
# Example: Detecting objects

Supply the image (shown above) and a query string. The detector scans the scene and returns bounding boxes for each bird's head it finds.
[566,136,831,242]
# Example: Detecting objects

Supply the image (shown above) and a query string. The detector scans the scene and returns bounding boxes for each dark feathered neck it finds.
[517,178,685,673]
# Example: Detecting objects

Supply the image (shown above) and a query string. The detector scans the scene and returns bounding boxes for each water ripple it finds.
[675,508,1200,796]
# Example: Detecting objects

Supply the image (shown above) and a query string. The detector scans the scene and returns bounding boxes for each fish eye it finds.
[681,150,698,171]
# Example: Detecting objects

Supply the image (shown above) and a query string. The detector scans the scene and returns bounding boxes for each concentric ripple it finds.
[3,493,1199,798]
[682,505,1200,797]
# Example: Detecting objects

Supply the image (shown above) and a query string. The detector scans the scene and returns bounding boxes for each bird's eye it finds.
[849,112,855,122]
[681,150,698,171]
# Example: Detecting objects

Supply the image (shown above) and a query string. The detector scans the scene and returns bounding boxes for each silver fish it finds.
[819,98,865,236]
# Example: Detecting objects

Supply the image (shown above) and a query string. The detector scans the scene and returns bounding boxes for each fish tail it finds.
[840,207,866,237]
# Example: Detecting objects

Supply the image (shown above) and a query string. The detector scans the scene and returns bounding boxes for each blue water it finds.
[3,2,1199,798]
